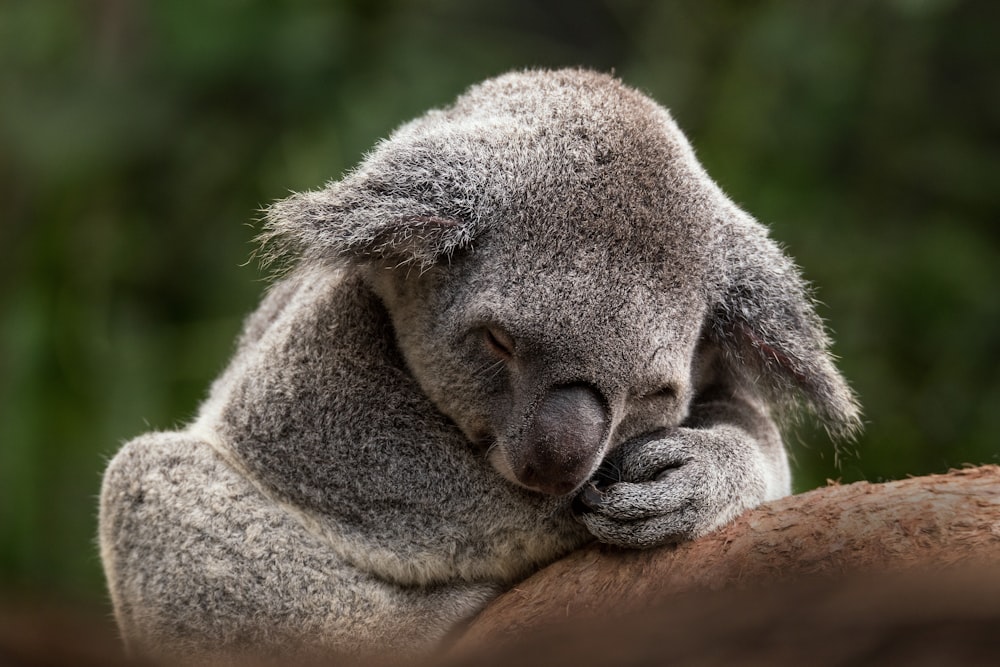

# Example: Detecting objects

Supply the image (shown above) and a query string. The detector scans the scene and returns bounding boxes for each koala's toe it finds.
[615,435,692,482]
[578,510,695,549]
[583,481,689,522]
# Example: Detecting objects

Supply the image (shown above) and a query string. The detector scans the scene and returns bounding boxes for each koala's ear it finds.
[260,179,476,268]
[708,219,861,439]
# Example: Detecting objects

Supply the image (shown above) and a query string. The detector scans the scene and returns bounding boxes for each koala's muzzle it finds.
[515,383,609,496]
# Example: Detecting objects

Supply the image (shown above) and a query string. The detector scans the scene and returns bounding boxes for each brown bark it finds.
[455,465,1000,651]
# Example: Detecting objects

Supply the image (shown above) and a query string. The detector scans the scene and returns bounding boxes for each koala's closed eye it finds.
[613,383,685,445]
[627,383,680,411]
[482,326,515,359]
[642,385,678,401]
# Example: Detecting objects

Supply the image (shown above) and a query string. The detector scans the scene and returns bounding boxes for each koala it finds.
[99,68,860,661]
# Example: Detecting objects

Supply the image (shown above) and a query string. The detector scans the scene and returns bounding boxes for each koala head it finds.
[263,69,860,496]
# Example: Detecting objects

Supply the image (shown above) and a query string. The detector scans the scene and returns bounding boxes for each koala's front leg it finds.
[576,391,790,549]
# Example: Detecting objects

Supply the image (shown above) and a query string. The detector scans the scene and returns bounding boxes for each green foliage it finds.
[1,0,997,602]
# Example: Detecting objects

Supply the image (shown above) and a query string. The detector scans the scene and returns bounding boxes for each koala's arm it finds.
[98,432,497,662]
[577,352,791,549]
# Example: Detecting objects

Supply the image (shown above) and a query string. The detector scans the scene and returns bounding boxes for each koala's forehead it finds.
[444,239,710,366]
[476,241,706,311]
[353,69,721,252]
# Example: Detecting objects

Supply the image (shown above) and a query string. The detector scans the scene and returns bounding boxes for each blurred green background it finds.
[1,0,997,609]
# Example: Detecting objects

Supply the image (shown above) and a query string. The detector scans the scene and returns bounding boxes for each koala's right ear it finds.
[260,178,477,269]
[708,213,862,439]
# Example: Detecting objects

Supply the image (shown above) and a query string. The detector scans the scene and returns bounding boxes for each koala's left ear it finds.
[260,178,476,268]
[708,217,861,438]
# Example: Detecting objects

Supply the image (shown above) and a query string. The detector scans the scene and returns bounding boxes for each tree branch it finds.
[455,465,1000,650]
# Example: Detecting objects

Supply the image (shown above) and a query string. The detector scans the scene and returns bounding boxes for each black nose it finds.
[515,383,609,495]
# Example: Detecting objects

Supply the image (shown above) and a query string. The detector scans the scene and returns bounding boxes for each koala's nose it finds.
[516,383,609,496]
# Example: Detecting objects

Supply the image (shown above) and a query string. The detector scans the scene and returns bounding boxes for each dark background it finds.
[1,0,997,610]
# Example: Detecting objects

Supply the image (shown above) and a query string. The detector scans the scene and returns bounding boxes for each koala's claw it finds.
[575,482,607,512]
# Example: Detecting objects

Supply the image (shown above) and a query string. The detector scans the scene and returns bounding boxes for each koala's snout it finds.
[514,383,609,496]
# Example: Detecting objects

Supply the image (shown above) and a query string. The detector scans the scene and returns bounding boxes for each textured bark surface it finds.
[455,465,1000,651]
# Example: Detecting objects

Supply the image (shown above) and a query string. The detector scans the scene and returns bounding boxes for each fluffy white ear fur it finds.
[710,216,861,438]
[262,181,477,269]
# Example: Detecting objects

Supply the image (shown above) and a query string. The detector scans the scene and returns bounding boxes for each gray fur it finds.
[99,68,860,660]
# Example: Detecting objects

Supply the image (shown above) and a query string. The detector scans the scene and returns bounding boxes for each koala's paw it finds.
[574,428,768,549]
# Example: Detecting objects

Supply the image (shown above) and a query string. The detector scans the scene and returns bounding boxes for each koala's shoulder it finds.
[229,267,397,365]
